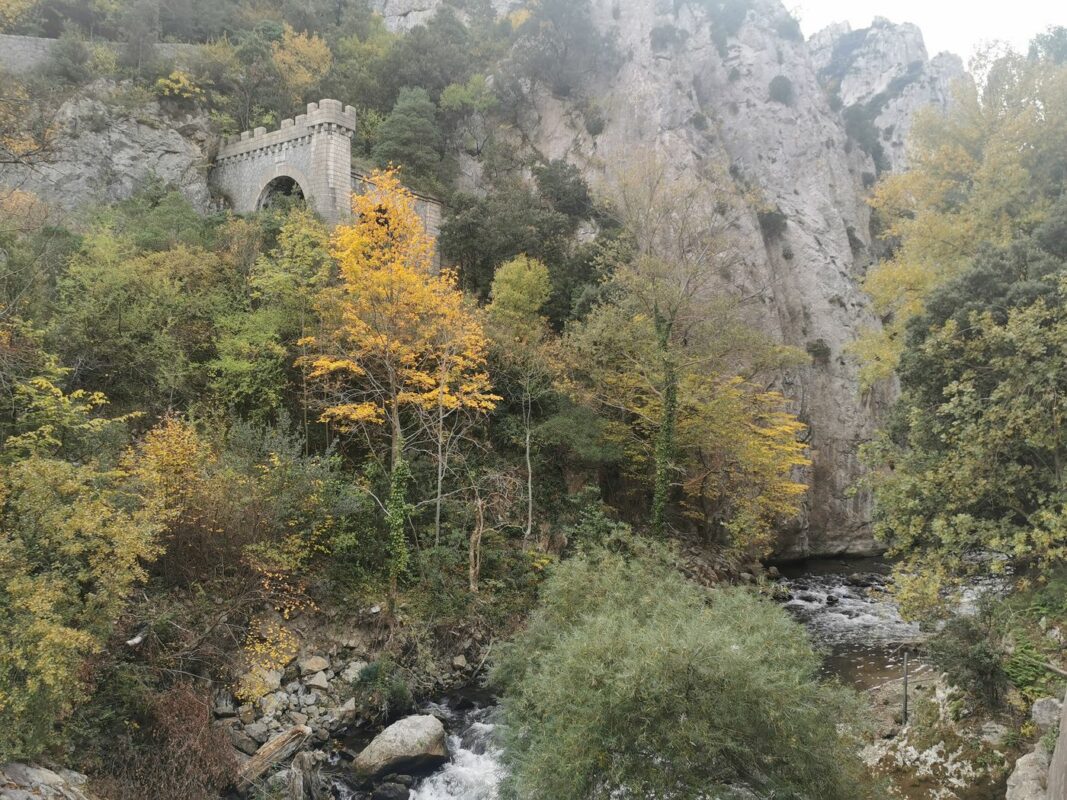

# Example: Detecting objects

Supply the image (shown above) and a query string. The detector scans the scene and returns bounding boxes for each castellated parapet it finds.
[209,99,443,250]
[210,99,358,224]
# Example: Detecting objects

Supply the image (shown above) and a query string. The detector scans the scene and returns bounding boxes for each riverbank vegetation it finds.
[493,536,870,800]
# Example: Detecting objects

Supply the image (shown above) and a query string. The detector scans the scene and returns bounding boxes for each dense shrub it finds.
[649,25,681,52]
[0,456,159,760]
[757,206,788,239]
[928,603,1010,709]
[88,684,236,800]
[493,539,870,800]
[775,14,803,41]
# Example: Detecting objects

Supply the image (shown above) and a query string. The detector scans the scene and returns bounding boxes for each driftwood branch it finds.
[235,724,312,791]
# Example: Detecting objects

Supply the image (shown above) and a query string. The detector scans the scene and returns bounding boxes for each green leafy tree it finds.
[487,255,557,540]
[866,273,1067,615]
[564,159,808,552]
[492,539,869,800]
[372,86,444,186]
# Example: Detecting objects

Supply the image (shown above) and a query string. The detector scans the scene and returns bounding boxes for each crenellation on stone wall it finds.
[216,100,357,162]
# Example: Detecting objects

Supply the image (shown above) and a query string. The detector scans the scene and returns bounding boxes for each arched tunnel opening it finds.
[257,175,306,210]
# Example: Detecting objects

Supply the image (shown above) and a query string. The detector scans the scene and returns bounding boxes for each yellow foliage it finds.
[0,456,160,756]
[857,57,1067,385]
[154,69,205,101]
[234,619,298,702]
[304,169,498,456]
[272,24,332,103]
[0,0,35,30]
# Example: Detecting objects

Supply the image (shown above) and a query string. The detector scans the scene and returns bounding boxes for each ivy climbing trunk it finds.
[652,355,677,537]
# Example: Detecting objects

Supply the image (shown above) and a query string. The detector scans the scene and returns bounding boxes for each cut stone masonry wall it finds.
[211,99,443,246]
[212,100,358,224]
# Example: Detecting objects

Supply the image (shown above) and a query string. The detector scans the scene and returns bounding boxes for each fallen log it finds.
[235,724,312,791]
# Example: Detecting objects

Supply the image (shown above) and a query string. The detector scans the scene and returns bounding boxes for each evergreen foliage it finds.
[493,539,870,800]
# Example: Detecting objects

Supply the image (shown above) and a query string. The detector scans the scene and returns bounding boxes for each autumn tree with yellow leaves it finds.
[304,169,498,603]
[565,159,809,557]
[854,49,1067,388]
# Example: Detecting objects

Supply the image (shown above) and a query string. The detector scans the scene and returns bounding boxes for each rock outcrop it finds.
[1046,691,1067,800]
[809,16,966,173]
[354,714,449,777]
[0,763,100,800]
[0,80,212,213]
[497,0,929,556]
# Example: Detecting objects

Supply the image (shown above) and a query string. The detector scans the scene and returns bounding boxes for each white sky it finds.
[789,0,1063,62]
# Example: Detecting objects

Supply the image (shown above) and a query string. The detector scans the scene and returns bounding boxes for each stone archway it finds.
[257,174,306,210]
[209,100,358,224]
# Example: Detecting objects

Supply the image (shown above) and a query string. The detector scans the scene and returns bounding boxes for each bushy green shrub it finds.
[649,25,681,52]
[492,538,870,800]
[927,602,1009,709]
[354,657,414,722]
[757,206,788,239]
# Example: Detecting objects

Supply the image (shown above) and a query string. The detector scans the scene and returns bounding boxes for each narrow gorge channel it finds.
[334,560,923,800]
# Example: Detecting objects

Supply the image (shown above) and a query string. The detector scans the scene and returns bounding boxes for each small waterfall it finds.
[409,703,505,800]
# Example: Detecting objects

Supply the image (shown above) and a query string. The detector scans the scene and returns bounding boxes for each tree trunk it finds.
[523,390,534,542]
[651,356,677,537]
[469,497,484,593]
[434,402,445,546]
[235,725,312,791]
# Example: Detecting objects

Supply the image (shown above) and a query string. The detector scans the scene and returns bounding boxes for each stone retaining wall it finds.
[0,33,199,74]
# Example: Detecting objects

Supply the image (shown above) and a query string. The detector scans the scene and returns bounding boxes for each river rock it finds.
[355,714,449,778]
[0,763,98,800]
[228,727,260,756]
[1032,696,1063,733]
[245,720,270,744]
[372,783,410,800]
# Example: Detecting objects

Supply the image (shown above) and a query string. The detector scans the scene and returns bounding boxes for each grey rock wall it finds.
[0,34,200,75]
[809,17,966,173]
[501,0,911,556]
[1048,693,1067,800]
[0,80,213,213]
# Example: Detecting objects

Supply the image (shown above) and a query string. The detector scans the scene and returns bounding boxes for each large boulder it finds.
[1005,747,1051,800]
[1032,696,1063,733]
[355,715,449,778]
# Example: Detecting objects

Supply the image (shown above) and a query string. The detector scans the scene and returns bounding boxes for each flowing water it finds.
[776,557,930,689]
[335,558,920,799]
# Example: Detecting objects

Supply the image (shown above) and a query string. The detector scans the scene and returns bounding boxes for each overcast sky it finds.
[790,1,1062,62]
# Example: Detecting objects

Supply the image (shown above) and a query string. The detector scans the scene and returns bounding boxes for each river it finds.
[336,558,922,799]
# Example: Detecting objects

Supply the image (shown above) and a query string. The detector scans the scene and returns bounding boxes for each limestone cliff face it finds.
[2,80,213,213]
[809,17,966,173]
[491,0,925,556]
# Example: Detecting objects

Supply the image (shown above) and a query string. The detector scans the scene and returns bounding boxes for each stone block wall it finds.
[211,100,357,224]
[0,33,200,74]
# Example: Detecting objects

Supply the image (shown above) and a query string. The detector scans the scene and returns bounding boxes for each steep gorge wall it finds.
[489,0,963,557]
